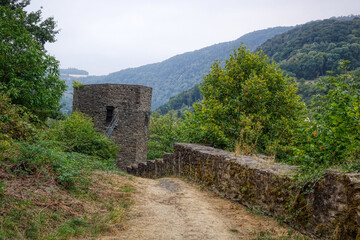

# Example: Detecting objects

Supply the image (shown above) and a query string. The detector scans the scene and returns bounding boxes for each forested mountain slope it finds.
[155,84,201,115]
[75,26,292,110]
[258,17,360,79]
[156,16,360,115]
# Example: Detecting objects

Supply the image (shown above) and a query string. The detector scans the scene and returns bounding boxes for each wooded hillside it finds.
[258,17,360,79]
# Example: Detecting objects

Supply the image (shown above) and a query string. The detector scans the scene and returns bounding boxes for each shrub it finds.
[6,140,115,190]
[73,80,84,89]
[182,46,306,156]
[11,142,56,174]
[50,111,118,160]
[292,61,360,168]
[0,93,36,140]
[147,111,183,159]
[51,151,114,190]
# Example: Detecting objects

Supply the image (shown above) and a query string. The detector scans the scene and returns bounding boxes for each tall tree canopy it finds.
[0,0,66,118]
[182,46,305,156]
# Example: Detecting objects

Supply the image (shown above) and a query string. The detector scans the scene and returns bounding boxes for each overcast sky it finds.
[28,0,360,75]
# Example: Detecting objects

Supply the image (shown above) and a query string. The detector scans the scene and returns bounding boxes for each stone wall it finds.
[73,84,152,169]
[127,143,360,239]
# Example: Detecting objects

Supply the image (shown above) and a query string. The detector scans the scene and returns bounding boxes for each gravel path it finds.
[100,177,307,240]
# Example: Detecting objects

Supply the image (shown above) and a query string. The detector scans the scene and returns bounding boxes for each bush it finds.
[147,111,183,159]
[51,151,114,190]
[291,61,360,168]
[49,112,118,160]
[182,46,306,156]
[0,93,36,140]
[5,140,115,189]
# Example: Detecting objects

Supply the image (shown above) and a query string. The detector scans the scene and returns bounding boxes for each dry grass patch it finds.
[0,170,135,240]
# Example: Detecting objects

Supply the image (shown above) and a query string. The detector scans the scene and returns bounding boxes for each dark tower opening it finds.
[106,106,115,124]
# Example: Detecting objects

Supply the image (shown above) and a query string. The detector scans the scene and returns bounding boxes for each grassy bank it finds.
[0,96,135,239]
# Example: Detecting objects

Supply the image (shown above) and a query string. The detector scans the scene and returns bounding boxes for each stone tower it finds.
[72,84,152,169]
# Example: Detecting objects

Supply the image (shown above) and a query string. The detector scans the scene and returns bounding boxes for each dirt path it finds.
[100,177,307,240]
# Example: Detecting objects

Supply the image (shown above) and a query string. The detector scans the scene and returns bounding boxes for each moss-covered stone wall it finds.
[126,143,360,239]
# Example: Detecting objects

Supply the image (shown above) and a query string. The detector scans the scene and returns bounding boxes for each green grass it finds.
[118,185,134,193]
[253,229,309,240]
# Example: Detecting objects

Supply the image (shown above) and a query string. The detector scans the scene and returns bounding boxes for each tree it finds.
[181,46,306,157]
[0,0,59,47]
[0,2,66,119]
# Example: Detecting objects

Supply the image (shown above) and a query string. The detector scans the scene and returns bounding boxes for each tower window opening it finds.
[106,106,115,124]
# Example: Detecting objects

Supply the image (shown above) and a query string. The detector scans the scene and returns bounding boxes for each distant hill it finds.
[155,84,201,116]
[258,17,360,79]
[156,16,360,115]
[60,68,89,76]
[72,26,293,110]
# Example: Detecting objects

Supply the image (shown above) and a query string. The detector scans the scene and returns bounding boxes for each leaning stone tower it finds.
[72,84,152,169]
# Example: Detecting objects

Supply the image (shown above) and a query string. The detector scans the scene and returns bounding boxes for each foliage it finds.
[234,115,263,155]
[49,111,118,160]
[0,3,66,119]
[0,107,121,202]
[0,180,5,200]
[0,2,132,239]
[147,111,183,159]
[182,46,306,156]
[72,80,84,89]
[290,61,360,168]
[259,18,360,80]
[0,0,59,47]
[295,67,360,106]
[0,93,35,140]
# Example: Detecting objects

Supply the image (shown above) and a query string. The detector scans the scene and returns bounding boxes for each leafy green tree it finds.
[0,2,66,119]
[182,46,306,157]
[0,0,59,46]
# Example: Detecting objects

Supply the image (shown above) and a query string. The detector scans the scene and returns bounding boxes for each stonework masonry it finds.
[73,84,152,169]
[127,143,360,239]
